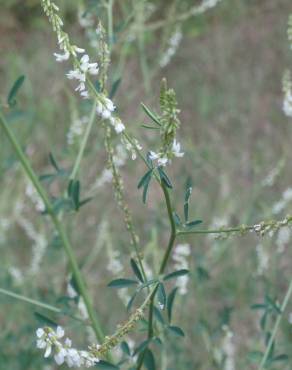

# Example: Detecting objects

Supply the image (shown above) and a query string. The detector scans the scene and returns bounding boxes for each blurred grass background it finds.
[0,0,292,369]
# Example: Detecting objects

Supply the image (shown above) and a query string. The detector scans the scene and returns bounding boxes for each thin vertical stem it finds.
[0,109,105,344]
[70,101,97,180]
[137,182,177,369]
[107,0,114,49]
[258,278,292,370]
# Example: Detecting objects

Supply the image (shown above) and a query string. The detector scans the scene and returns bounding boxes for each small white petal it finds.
[80,54,90,64]
[149,151,159,160]
[36,339,46,349]
[158,157,168,166]
[104,98,115,112]
[74,47,85,54]
[44,344,52,358]
[36,328,45,338]
[56,326,65,338]
[101,109,111,119]
[114,122,125,133]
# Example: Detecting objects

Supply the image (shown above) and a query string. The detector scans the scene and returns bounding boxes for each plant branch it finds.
[258,278,292,370]
[0,109,105,343]
[137,182,177,369]
[0,287,85,323]
[177,216,292,237]
[70,101,97,180]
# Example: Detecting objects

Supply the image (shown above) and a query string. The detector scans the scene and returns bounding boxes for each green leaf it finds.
[142,175,152,204]
[49,152,60,172]
[141,124,160,130]
[168,325,185,337]
[265,295,282,315]
[250,303,267,310]
[173,212,181,226]
[120,341,131,356]
[141,103,161,126]
[108,278,138,288]
[184,202,189,222]
[39,173,57,183]
[163,269,189,281]
[130,259,144,283]
[143,349,156,370]
[185,220,203,228]
[138,170,153,189]
[167,287,178,323]
[157,167,172,189]
[109,78,122,99]
[7,75,25,107]
[153,306,165,325]
[260,311,268,330]
[95,360,119,369]
[157,283,166,309]
[67,179,80,210]
[270,354,288,363]
[184,187,192,203]
[78,197,93,208]
[34,312,58,328]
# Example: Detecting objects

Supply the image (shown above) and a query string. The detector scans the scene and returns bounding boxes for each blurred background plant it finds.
[0,0,292,369]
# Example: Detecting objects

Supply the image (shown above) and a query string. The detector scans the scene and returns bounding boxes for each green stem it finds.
[0,109,105,343]
[70,101,97,180]
[0,287,84,323]
[258,279,292,370]
[0,287,61,313]
[177,216,292,236]
[159,183,177,274]
[137,183,177,369]
[107,0,114,49]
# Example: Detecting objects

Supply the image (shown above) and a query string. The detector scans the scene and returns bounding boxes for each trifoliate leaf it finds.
[163,269,189,281]
[108,278,138,288]
[130,259,144,283]
[7,75,25,107]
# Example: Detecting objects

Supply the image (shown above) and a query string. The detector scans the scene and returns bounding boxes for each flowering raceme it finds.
[36,326,100,367]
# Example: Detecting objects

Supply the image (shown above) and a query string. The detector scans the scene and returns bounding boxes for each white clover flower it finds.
[36,326,100,367]
[172,139,184,158]
[157,157,168,166]
[54,347,67,365]
[67,70,86,82]
[80,90,90,99]
[56,326,65,338]
[122,137,142,160]
[149,151,160,161]
[75,82,86,92]
[149,152,168,166]
[54,51,70,62]
[104,98,115,112]
[73,46,85,54]
[101,109,111,119]
[113,119,125,133]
